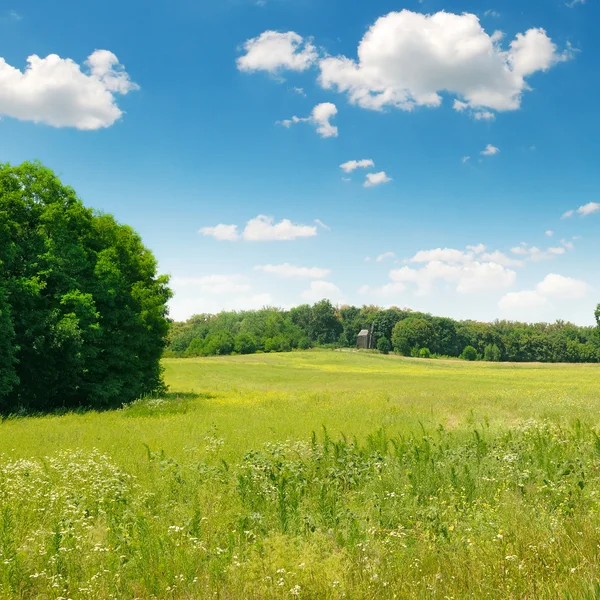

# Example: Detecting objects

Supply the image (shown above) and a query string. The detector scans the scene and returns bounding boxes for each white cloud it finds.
[454,100,495,121]
[171,275,251,295]
[499,290,548,311]
[467,244,487,254]
[562,210,575,219]
[314,219,331,230]
[0,49,138,129]
[199,224,240,241]
[255,263,331,278]
[301,280,342,302]
[376,252,396,262]
[364,171,392,187]
[317,10,570,115]
[474,111,495,121]
[291,86,306,96]
[545,230,554,237]
[577,202,600,216]
[237,31,317,73]
[484,10,501,17]
[566,0,585,6]
[536,273,589,299]
[499,273,589,312]
[481,144,500,156]
[510,242,573,262]
[279,102,338,138]
[340,159,374,173]
[390,261,516,295]
[462,156,471,164]
[243,215,318,241]
[480,250,525,267]
[201,216,318,242]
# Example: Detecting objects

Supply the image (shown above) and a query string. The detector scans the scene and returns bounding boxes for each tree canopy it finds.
[0,162,172,413]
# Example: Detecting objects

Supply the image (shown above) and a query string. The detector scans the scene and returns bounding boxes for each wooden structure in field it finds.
[357,327,373,350]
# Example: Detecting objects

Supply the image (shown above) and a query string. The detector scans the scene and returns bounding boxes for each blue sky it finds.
[1,0,599,324]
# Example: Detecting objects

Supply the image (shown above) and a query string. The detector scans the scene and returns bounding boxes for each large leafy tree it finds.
[0,162,171,413]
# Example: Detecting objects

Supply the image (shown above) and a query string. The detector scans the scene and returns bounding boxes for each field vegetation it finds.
[2,352,600,599]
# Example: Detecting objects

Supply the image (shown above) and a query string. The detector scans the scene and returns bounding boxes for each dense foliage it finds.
[168,302,600,363]
[0,162,172,413]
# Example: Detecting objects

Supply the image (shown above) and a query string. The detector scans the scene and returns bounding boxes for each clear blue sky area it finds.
[1,0,598,323]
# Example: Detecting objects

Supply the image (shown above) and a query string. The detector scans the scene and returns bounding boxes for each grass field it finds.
[2,350,600,599]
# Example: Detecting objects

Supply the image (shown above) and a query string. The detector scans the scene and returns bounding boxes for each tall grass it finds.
[1,352,600,598]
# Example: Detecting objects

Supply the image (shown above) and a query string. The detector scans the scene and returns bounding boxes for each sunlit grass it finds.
[2,350,600,598]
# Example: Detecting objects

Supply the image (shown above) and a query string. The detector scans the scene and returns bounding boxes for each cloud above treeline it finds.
[238,9,573,119]
[0,49,138,129]
[200,215,320,242]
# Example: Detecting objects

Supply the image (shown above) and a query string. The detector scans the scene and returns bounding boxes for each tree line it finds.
[168,301,600,364]
[0,162,171,414]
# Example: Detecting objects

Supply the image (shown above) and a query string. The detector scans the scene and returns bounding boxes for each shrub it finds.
[377,337,392,355]
[297,337,311,350]
[461,346,478,361]
[419,347,431,359]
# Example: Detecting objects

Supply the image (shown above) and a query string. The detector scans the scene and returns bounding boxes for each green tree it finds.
[484,344,502,362]
[461,346,478,361]
[234,333,258,355]
[392,317,435,356]
[0,162,171,413]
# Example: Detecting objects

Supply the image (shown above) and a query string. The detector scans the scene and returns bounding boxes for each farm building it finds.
[357,329,373,350]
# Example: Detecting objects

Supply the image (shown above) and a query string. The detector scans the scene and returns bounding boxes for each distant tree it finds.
[392,317,435,356]
[310,300,343,345]
[234,333,258,355]
[461,346,478,361]
[204,332,235,356]
[377,337,392,355]
[484,344,502,362]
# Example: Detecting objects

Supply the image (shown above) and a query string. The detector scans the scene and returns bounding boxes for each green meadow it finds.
[2,351,600,599]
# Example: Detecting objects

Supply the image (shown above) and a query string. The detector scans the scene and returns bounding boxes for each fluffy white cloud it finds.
[498,290,548,311]
[243,215,318,241]
[376,251,396,262]
[201,216,318,242]
[364,171,391,187]
[255,263,331,278]
[481,144,500,156]
[317,10,570,115]
[171,275,251,295]
[199,224,240,241]
[237,31,317,73]
[301,281,342,302]
[390,261,516,295]
[577,202,600,216]
[562,203,600,218]
[365,243,517,298]
[0,49,138,129]
[279,102,338,138]
[499,273,589,312]
[536,273,589,299]
[340,159,374,173]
